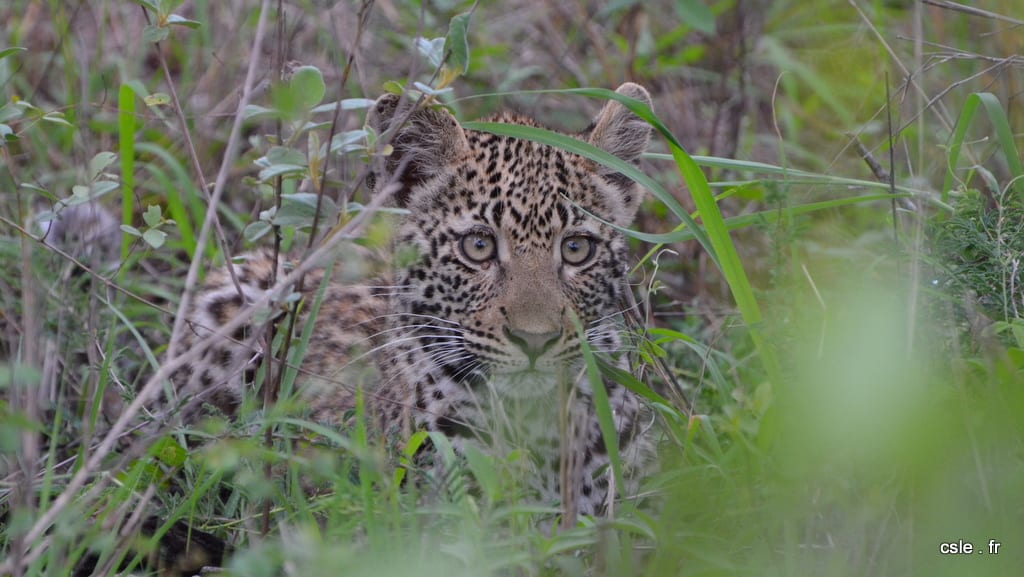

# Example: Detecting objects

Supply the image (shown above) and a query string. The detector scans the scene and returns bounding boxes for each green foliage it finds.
[120,204,173,248]
[942,92,1024,203]
[3,0,1024,576]
[932,188,1024,323]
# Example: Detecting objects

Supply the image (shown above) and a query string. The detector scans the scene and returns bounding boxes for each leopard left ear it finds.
[586,83,653,223]
[366,93,470,207]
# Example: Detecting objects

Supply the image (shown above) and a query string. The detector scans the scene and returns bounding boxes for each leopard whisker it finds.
[369,312,464,327]
[334,334,464,371]
[362,323,469,342]
[587,303,640,327]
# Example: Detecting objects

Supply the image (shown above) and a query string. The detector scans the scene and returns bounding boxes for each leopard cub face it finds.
[370,83,652,400]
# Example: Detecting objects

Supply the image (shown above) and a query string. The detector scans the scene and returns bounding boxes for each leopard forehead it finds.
[400,126,621,247]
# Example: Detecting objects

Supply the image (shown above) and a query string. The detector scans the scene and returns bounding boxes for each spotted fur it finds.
[172,83,655,518]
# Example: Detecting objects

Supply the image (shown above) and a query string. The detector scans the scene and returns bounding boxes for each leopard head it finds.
[368,84,652,397]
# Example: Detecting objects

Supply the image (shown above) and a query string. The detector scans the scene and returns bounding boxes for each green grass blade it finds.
[633,193,907,263]
[570,88,784,383]
[943,92,1024,203]
[118,84,136,265]
[571,313,624,502]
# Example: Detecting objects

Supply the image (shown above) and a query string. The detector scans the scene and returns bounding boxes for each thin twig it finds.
[847,0,972,163]
[921,0,1024,26]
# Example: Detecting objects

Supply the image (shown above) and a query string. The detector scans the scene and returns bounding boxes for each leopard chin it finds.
[485,368,568,400]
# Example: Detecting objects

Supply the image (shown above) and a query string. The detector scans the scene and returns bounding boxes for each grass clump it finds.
[932,189,1024,325]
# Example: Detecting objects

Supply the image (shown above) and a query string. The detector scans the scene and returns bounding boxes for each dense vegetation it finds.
[2,1,1023,576]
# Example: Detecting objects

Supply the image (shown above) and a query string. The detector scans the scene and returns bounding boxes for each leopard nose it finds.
[504,326,563,361]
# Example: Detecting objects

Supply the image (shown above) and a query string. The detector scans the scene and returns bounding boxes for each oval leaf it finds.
[272,193,338,227]
[142,228,167,248]
[444,11,472,74]
[415,37,446,69]
[243,220,272,242]
[142,204,162,227]
[143,24,169,43]
[41,112,73,128]
[166,14,201,29]
[89,152,118,181]
[290,65,326,110]
[120,224,142,237]
[144,92,171,107]
[675,0,716,34]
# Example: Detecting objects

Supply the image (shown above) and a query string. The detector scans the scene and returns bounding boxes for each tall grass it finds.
[2,1,1024,576]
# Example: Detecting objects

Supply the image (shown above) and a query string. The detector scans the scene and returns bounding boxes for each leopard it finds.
[170,83,656,520]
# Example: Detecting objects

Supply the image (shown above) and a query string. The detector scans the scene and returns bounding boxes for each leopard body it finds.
[172,83,654,517]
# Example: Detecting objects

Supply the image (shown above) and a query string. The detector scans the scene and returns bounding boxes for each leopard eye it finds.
[561,235,595,266]
[459,231,497,263]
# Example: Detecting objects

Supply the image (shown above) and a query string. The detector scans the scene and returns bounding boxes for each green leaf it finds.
[256,146,308,181]
[330,129,368,154]
[266,146,306,166]
[144,92,171,106]
[290,65,326,110]
[943,92,1024,202]
[19,182,50,196]
[143,24,169,43]
[674,0,716,34]
[149,436,187,467]
[309,98,376,114]
[41,111,73,128]
[258,163,306,182]
[462,444,500,502]
[382,80,404,95]
[166,14,201,28]
[120,224,142,237]
[272,193,338,227]
[0,104,22,123]
[242,104,276,121]
[142,228,167,248]
[411,82,453,97]
[142,204,162,227]
[0,47,26,61]
[89,152,118,181]
[66,181,119,205]
[0,123,12,143]
[243,220,272,242]
[415,37,446,69]
[444,11,472,74]
[90,180,120,198]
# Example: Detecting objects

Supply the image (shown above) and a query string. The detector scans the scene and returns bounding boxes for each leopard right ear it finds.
[366,94,470,206]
